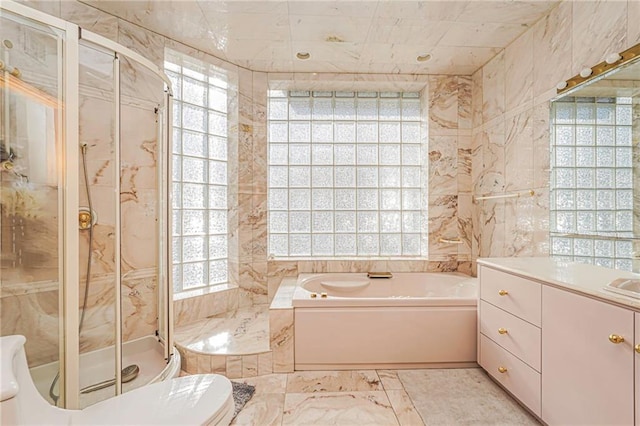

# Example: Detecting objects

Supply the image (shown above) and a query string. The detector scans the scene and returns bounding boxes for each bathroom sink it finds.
[603,278,640,299]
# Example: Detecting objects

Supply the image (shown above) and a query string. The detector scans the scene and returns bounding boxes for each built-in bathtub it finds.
[292,272,478,370]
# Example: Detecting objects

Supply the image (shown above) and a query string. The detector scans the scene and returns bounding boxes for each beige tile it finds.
[258,352,273,375]
[231,393,285,426]
[226,356,242,379]
[377,370,404,390]
[270,309,294,373]
[211,356,226,375]
[242,354,258,377]
[286,370,382,393]
[197,354,212,374]
[386,390,425,426]
[282,391,399,425]
[238,373,288,394]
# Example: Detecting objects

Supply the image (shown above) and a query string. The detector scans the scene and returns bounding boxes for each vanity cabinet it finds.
[542,286,634,425]
[478,263,638,425]
[478,266,542,416]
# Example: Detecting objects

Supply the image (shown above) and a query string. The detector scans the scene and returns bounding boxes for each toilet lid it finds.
[71,374,234,425]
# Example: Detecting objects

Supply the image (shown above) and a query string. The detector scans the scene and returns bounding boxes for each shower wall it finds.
[470,1,640,264]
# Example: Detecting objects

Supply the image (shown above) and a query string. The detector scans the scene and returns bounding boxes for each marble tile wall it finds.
[471,1,640,266]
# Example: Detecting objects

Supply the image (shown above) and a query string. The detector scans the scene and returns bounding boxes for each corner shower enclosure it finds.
[0,1,175,409]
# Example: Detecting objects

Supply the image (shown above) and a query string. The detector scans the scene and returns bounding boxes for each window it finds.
[165,50,229,293]
[267,90,426,258]
[550,96,634,270]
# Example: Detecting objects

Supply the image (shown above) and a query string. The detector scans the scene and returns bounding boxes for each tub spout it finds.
[367,272,393,278]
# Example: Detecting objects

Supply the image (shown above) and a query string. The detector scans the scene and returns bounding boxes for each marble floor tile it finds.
[398,368,540,425]
[174,306,270,355]
[282,391,399,425]
[231,393,285,426]
[377,370,405,390]
[386,389,425,426]
[286,370,382,393]
[237,373,288,394]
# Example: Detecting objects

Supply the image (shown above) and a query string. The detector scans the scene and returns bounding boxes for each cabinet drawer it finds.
[480,266,541,326]
[480,301,541,371]
[480,334,541,417]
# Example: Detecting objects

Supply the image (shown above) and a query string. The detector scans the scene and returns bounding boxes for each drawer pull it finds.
[635,344,640,354]
[608,334,625,344]
[497,366,508,374]
[498,328,508,335]
[498,289,509,296]
[321,292,328,298]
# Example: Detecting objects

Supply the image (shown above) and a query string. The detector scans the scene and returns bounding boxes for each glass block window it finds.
[550,96,635,270]
[268,91,426,258]
[165,49,229,293]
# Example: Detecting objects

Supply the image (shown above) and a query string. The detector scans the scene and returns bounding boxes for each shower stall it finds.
[0,1,177,409]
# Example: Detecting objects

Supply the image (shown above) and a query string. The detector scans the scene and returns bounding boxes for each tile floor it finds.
[224,368,540,425]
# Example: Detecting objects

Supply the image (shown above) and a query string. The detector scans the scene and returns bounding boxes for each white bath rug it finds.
[231,381,256,419]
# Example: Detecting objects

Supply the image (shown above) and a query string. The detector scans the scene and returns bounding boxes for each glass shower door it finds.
[0,6,66,405]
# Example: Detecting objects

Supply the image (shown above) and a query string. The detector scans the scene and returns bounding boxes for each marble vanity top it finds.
[477,257,640,311]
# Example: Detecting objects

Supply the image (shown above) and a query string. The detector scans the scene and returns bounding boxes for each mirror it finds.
[549,46,639,272]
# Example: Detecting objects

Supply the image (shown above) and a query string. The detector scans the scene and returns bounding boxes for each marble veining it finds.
[282,392,399,426]
[175,305,270,355]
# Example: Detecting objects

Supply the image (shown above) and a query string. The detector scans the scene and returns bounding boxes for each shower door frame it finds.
[1,0,173,410]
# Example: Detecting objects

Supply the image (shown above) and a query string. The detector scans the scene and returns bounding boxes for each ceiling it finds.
[83,0,561,75]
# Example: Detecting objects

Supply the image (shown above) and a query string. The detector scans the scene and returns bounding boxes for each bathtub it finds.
[292,272,478,370]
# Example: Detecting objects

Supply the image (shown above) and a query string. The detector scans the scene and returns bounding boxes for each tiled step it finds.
[174,306,273,378]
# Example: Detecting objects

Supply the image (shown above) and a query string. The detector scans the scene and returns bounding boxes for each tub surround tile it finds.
[270,309,294,373]
[428,135,458,196]
[428,76,459,132]
[282,391,399,426]
[270,277,297,310]
[471,69,483,128]
[428,195,459,259]
[398,369,538,425]
[377,370,404,391]
[286,370,382,393]
[458,136,472,193]
[386,390,425,426]
[458,76,472,130]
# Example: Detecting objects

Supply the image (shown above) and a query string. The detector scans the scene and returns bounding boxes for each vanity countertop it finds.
[477,257,640,311]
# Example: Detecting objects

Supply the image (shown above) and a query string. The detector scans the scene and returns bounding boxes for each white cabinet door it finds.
[636,313,640,426]
[542,286,634,425]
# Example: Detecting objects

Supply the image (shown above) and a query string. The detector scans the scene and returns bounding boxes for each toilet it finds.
[1,335,235,425]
